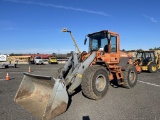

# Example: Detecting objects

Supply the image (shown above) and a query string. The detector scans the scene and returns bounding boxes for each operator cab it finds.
[136,51,156,65]
[85,30,118,53]
[84,30,120,64]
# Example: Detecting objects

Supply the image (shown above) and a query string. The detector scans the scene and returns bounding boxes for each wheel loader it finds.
[134,50,160,73]
[14,29,138,120]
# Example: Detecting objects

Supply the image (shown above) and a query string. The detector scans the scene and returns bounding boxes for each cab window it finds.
[111,36,117,52]
[92,39,98,50]
[91,38,108,51]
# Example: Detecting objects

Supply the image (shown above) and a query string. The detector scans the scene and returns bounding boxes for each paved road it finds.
[0,64,160,120]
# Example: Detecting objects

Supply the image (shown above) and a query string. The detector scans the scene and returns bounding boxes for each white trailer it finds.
[0,55,17,68]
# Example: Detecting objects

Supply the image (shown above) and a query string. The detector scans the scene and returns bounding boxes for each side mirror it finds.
[107,33,111,40]
[84,37,87,45]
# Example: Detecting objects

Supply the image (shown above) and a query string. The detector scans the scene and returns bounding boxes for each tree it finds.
[149,47,160,50]
[136,49,143,51]
[52,53,56,57]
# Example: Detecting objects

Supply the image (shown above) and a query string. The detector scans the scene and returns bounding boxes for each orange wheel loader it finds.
[14,29,138,120]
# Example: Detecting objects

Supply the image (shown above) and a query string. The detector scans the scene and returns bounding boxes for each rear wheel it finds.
[81,65,109,100]
[122,64,138,89]
[148,62,158,73]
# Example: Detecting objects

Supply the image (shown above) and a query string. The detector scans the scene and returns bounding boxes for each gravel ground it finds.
[0,64,160,120]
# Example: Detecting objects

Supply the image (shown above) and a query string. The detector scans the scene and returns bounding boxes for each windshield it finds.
[89,32,108,51]
[35,56,42,59]
[51,57,56,59]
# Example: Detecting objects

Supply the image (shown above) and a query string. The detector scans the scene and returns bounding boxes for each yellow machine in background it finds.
[135,50,160,73]
[48,57,58,64]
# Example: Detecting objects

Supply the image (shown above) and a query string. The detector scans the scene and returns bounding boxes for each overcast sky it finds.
[0,0,160,54]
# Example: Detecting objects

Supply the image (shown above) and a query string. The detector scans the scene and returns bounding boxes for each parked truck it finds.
[34,56,44,65]
[48,57,58,64]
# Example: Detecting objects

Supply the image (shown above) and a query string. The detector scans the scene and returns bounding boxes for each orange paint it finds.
[6,73,10,81]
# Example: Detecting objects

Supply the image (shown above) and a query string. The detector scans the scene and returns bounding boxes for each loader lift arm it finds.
[62,28,81,54]
[59,51,96,94]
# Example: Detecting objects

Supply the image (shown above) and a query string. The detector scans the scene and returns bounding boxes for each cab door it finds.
[110,35,119,63]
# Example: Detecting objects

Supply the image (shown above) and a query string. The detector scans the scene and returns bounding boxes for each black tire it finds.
[122,64,138,89]
[81,65,109,100]
[148,62,158,73]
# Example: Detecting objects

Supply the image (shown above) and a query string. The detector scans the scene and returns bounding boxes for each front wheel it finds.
[148,62,158,73]
[122,64,138,89]
[81,65,109,100]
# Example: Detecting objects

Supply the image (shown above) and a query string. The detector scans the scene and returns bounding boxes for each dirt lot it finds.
[0,64,160,120]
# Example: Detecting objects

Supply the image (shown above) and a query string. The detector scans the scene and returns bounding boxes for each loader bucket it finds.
[14,72,68,120]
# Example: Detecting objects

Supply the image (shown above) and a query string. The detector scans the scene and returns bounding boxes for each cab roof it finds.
[87,30,119,36]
